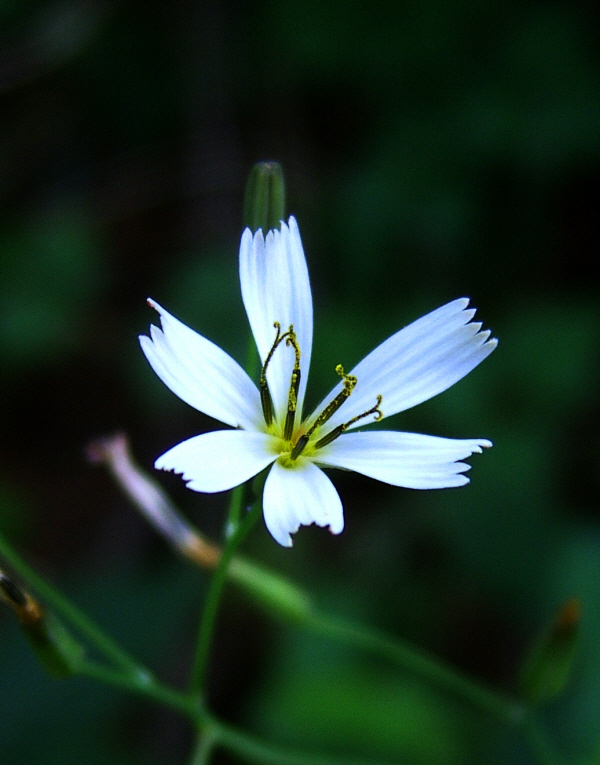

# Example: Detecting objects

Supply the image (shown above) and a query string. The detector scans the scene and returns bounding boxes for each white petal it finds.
[262,459,344,547]
[140,300,263,430]
[155,430,277,493]
[310,298,496,436]
[240,217,313,425]
[316,430,492,489]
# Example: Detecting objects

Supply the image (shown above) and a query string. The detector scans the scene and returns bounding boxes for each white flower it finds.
[140,217,496,547]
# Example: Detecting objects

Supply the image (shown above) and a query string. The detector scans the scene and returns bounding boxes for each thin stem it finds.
[226,484,245,535]
[206,713,397,765]
[305,612,524,725]
[78,660,200,721]
[189,722,219,765]
[189,500,262,696]
[78,655,415,765]
[304,615,564,764]
[0,530,145,679]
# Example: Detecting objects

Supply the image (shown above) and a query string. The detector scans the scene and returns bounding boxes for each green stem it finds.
[305,612,523,725]
[0,530,145,679]
[78,645,558,765]
[79,660,200,721]
[78,656,399,765]
[206,713,397,765]
[226,484,245,535]
[189,500,262,696]
[189,722,219,765]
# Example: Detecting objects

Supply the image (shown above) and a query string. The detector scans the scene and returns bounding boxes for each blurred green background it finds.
[1,0,599,763]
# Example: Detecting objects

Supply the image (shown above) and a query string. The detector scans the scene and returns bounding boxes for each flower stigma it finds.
[283,330,301,442]
[259,322,300,429]
[290,367,383,460]
[265,332,384,468]
[261,323,383,465]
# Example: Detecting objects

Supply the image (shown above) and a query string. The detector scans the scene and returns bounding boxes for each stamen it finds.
[290,433,309,461]
[260,322,302,432]
[307,365,357,436]
[290,365,358,460]
[283,330,301,441]
[259,322,283,426]
[314,395,383,449]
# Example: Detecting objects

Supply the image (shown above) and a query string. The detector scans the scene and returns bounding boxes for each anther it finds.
[283,330,301,441]
[260,323,303,433]
[259,322,283,426]
[290,365,359,460]
[290,433,309,461]
[314,395,383,450]
[306,365,357,436]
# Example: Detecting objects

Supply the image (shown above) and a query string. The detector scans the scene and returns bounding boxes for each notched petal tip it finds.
[153,458,207,494]
[271,518,342,548]
[262,461,343,548]
[327,517,344,536]
[251,227,265,245]
[146,297,160,312]
[453,473,471,487]
[140,299,163,341]
[267,518,298,548]
[464,438,493,455]
[154,456,180,475]
[460,299,497,343]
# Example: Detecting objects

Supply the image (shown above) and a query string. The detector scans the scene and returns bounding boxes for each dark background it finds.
[1,0,599,762]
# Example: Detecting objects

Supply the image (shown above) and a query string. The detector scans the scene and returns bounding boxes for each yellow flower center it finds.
[260,323,383,462]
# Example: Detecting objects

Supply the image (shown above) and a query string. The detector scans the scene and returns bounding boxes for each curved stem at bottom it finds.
[189,499,262,698]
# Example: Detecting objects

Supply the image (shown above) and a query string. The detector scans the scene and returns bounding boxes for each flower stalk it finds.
[88,434,221,569]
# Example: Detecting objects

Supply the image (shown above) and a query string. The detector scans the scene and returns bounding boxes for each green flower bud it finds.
[1,572,84,678]
[519,598,581,705]
[22,610,85,678]
[243,161,285,233]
